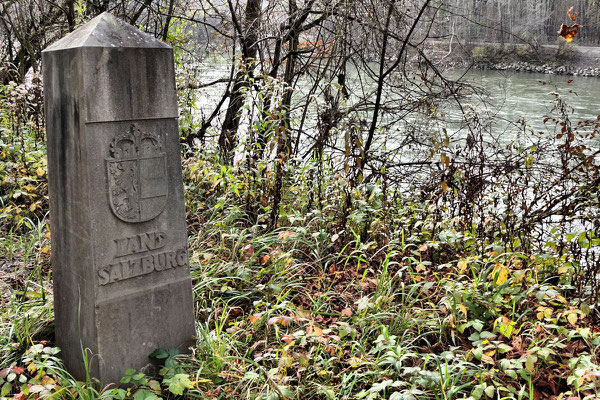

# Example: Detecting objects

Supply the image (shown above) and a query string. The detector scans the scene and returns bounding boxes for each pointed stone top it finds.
[43,12,170,52]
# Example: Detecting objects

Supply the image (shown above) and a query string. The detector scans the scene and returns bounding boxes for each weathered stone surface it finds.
[42,12,195,384]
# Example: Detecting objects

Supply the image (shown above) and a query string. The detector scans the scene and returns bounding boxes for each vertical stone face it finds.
[42,13,195,384]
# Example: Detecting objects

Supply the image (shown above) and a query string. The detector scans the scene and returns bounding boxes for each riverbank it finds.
[475,43,600,76]
[427,40,600,77]
[473,61,600,77]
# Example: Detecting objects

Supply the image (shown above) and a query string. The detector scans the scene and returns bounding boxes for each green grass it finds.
[2,152,600,400]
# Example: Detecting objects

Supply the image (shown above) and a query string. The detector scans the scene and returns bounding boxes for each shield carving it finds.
[106,125,168,223]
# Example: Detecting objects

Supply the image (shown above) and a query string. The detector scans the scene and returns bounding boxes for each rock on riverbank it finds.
[474,62,600,77]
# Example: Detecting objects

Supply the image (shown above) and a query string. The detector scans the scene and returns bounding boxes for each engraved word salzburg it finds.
[98,231,187,286]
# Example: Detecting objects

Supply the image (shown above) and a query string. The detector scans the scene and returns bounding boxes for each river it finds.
[189,64,600,155]
[446,69,600,134]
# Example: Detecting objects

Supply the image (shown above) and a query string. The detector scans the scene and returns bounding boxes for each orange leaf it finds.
[558,24,581,42]
[282,335,295,345]
[249,312,264,324]
[568,7,578,21]
[340,308,353,318]
[12,366,25,374]
[41,375,56,386]
[307,321,323,337]
[268,316,293,327]
[278,230,297,240]
[325,345,337,356]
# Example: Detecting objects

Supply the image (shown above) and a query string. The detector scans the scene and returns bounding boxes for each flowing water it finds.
[446,69,600,134]
[190,63,600,153]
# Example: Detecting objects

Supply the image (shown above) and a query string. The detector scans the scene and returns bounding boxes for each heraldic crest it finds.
[106,125,167,223]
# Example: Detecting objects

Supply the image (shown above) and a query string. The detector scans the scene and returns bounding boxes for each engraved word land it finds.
[106,125,167,223]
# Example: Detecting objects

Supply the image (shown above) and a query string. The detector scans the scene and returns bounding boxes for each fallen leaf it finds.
[268,316,293,327]
[492,263,508,285]
[249,312,264,324]
[29,385,45,394]
[457,259,468,274]
[26,363,37,374]
[536,306,552,320]
[282,335,295,345]
[11,367,24,374]
[340,308,353,318]
[525,354,538,372]
[567,312,578,326]
[307,321,323,337]
[41,375,56,386]
[241,244,254,261]
[278,230,297,240]
[481,354,495,365]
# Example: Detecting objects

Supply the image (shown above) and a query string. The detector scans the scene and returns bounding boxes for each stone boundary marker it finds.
[42,13,195,384]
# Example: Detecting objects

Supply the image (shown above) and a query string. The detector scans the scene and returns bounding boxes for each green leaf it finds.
[165,357,178,368]
[112,389,127,400]
[471,383,485,400]
[165,374,192,396]
[1,382,11,397]
[497,343,513,353]
[243,371,260,381]
[479,331,496,339]
[371,379,393,393]
[484,385,495,398]
[472,320,484,332]
[149,349,169,359]
[525,354,537,372]
[133,388,160,400]
[148,380,161,392]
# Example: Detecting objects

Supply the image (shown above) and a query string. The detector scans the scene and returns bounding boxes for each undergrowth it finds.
[1,146,599,400]
[1,70,600,400]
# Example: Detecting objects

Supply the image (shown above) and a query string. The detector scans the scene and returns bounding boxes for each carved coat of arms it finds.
[106,125,167,223]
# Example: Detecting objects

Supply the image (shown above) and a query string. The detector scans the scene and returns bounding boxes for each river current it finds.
[189,63,600,155]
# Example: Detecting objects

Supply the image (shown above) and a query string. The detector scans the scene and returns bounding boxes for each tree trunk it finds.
[219,0,262,164]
